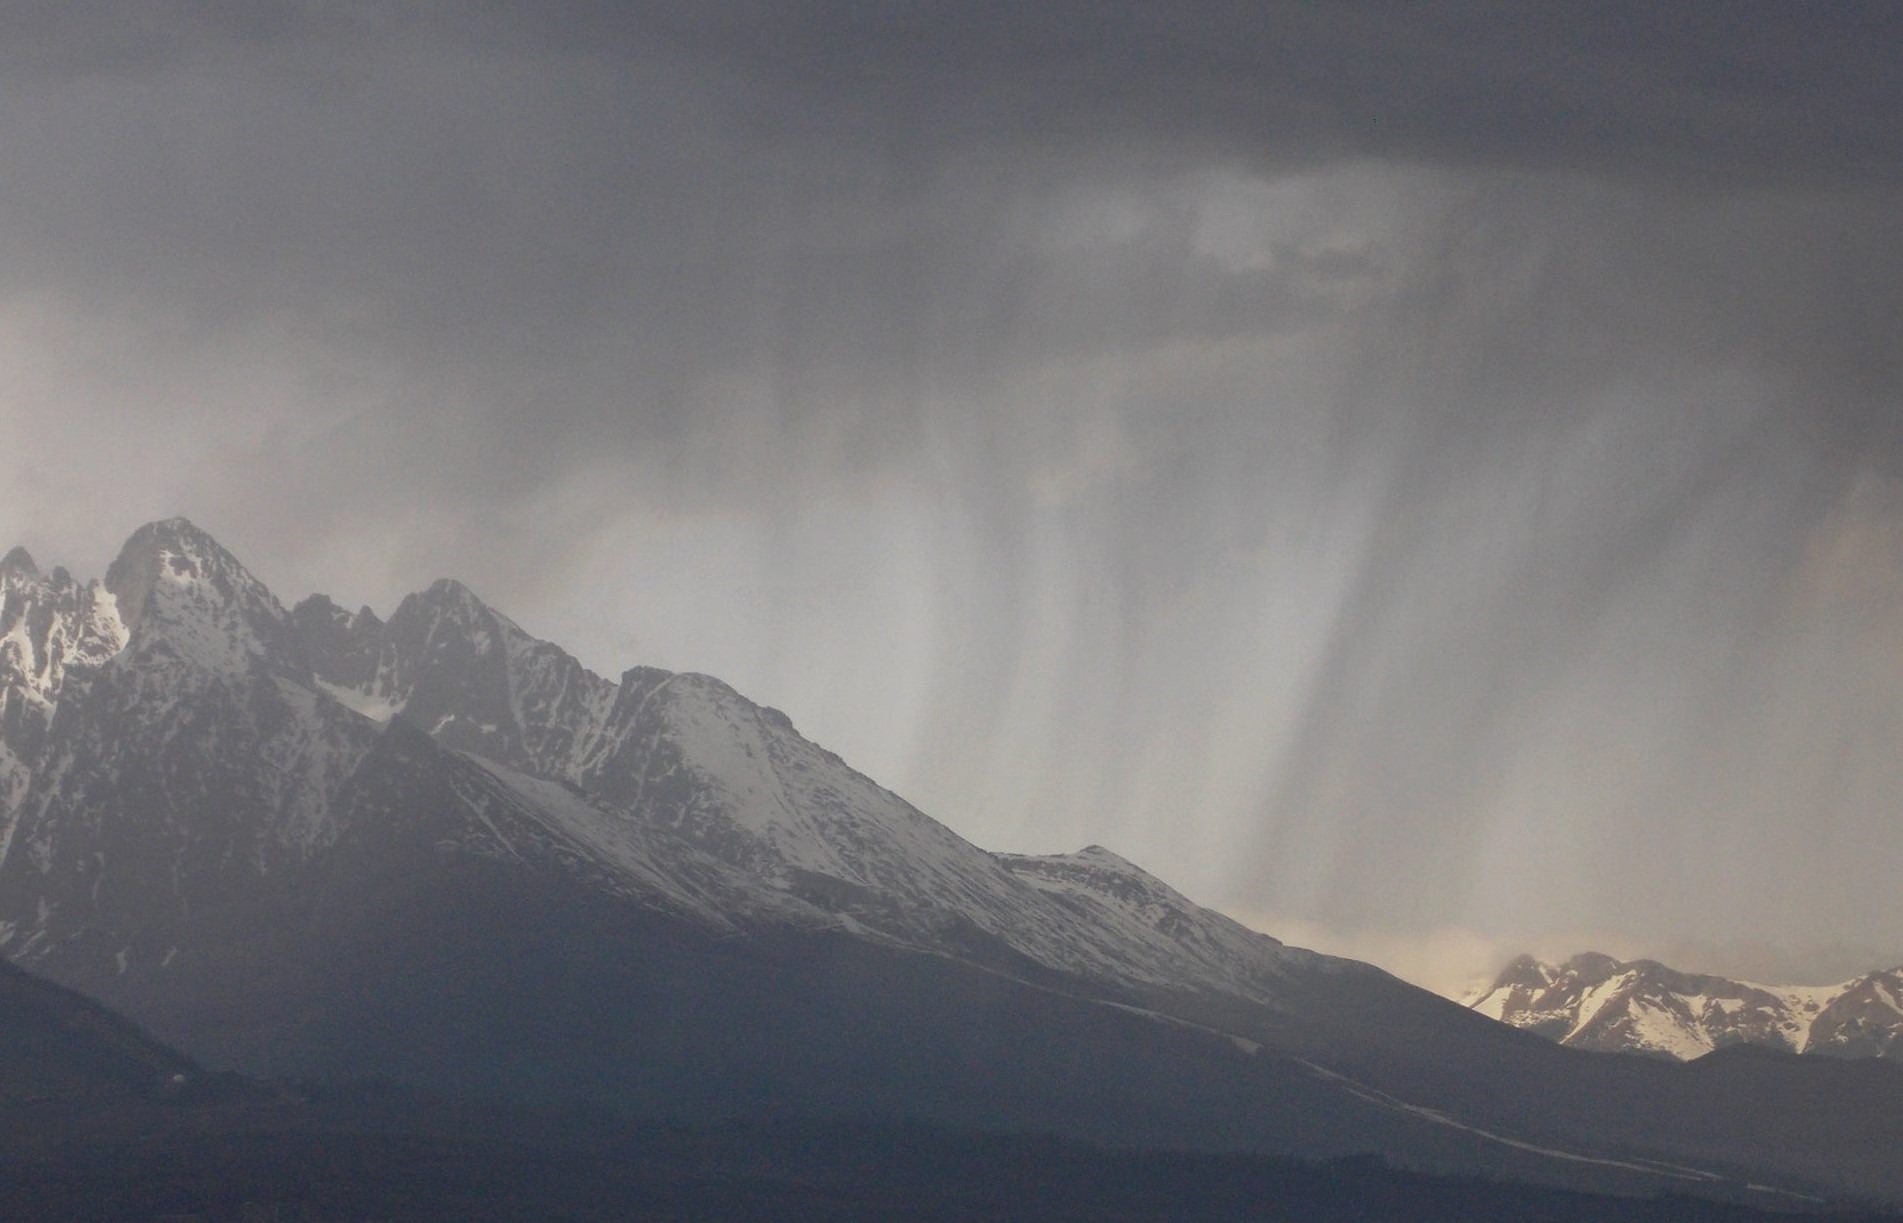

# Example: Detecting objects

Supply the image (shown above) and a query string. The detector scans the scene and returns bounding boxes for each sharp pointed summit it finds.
[420,576,484,603]
[105,518,252,613]
[101,519,290,674]
[0,546,37,579]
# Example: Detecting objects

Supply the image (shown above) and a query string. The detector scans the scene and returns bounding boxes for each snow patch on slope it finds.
[312,677,406,724]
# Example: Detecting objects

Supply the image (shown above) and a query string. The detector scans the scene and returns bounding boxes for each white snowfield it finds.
[1465,952,1903,1061]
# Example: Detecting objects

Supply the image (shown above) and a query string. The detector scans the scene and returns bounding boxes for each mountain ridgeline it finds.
[4,519,1903,1210]
[1467,953,1903,1060]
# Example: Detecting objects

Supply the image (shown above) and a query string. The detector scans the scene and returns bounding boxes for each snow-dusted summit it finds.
[1466,952,1903,1060]
[0,519,1338,1010]
[0,546,127,854]
[105,518,292,676]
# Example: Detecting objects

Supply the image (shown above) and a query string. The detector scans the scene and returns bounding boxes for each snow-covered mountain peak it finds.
[1,523,379,964]
[402,578,519,636]
[420,576,484,604]
[1,555,130,831]
[1468,952,1903,1061]
[0,547,37,579]
[300,576,618,766]
[103,519,287,675]
[1477,954,1557,998]
[591,666,982,882]
[1558,951,1623,977]
[107,518,263,596]
[0,557,128,717]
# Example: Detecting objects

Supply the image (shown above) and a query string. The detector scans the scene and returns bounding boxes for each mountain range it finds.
[5,519,1903,1210]
[1466,952,1903,1060]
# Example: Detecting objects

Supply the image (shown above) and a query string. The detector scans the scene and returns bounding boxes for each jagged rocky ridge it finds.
[0,519,1336,1004]
[1466,953,1903,1060]
[0,546,126,843]
[6,519,1903,1208]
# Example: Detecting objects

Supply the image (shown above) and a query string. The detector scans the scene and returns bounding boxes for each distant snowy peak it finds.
[1807,967,1903,1057]
[0,522,389,973]
[1467,953,1903,1060]
[993,846,1356,1000]
[1,554,127,710]
[1466,953,1803,1060]
[998,845,1264,944]
[103,518,290,677]
[382,578,619,772]
[289,596,389,713]
[0,552,127,823]
[296,577,620,777]
[0,547,38,578]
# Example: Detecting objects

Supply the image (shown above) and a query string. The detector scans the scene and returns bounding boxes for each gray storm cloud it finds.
[2,2,1900,988]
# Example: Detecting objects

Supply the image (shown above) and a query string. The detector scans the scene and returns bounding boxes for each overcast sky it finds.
[4,2,1901,992]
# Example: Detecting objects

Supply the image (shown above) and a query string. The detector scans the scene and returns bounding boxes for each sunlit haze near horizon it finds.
[4,3,1902,994]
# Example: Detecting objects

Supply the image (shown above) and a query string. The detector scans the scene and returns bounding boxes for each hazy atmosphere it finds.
[5,2,1901,993]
